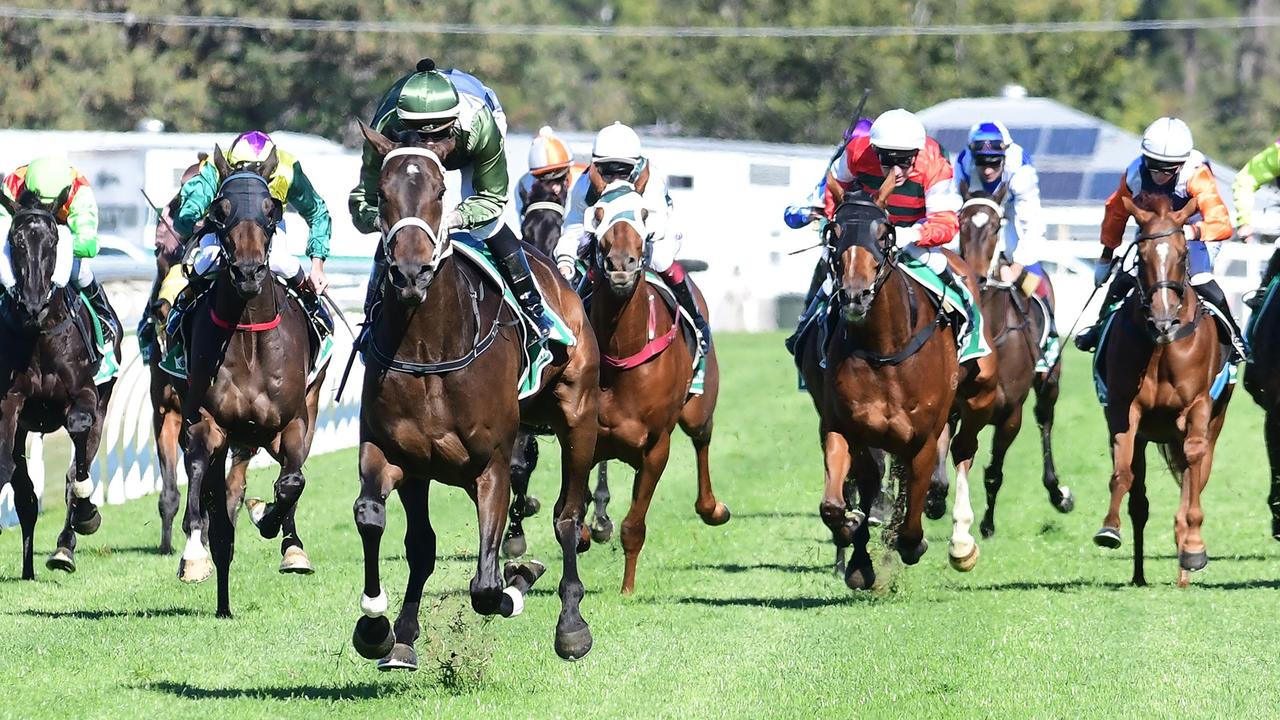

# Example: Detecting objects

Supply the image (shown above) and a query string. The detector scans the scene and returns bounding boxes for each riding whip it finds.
[827,88,873,167]
[140,187,180,240]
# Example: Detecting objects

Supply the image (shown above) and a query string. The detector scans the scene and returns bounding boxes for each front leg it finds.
[352,441,403,663]
[249,417,309,540]
[64,388,104,535]
[470,449,514,616]
[1095,420,1139,549]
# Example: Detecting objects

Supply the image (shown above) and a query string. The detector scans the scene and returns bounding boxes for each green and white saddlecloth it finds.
[79,290,119,385]
[897,254,992,364]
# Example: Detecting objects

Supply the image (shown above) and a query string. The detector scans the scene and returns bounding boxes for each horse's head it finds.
[519,173,569,256]
[3,188,67,330]
[360,120,454,306]
[588,167,651,298]
[1123,191,1199,343]
[207,145,282,298]
[957,187,1007,280]
[827,181,895,322]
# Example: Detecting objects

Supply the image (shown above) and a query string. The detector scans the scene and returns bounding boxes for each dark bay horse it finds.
[956,191,1072,538]
[1093,193,1231,587]
[180,146,325,615]
[0,189,118,578]
[798,185,996,590]
[585,171,729,594]
[351,123,598,668]
[1245,257,1280,539]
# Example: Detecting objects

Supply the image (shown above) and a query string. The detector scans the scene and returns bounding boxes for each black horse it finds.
[0,189,120,578]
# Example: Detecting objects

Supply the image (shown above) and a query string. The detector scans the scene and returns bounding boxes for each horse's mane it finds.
[1133,191,1174,216]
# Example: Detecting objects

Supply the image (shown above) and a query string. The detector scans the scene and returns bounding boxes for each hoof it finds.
[178,556,212,584]
[520,495,542,517]
[1093,526,1122,549]
[866,513,883,528]
[896,537,929,566]
[576,524,591,554]
[502,532,527,559]
[1179,548,1209,572]
[698,502,731,526]
[1055,486,1075,513]
[555,622,593,661]
[504,558,548,590]
[72,506,102,535]
[980,518,996,539]
[948,541,980,572]
[245,497,267,527]
[589,517,614,544]
[353,615,396,660]
[46,547,75,573]
[376,642,418,671]
[279,546,314,575]
[845,564,876,591]
[924,489,947,520]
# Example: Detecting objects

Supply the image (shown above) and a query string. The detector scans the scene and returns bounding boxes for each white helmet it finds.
[592,122,642,163]
[869,109,927,152]
[1140,117,1194,163]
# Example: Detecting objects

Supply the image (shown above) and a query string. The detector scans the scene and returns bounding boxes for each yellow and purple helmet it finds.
[227,131,276,167]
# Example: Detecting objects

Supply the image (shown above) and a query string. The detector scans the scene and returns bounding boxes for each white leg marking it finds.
[950,461,976,558]
[72,479,93,499]
[361,588,388,618]
[503,586,524,617]
[182,530,208,560]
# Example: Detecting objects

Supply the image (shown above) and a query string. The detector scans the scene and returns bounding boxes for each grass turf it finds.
[1,333,1278,718]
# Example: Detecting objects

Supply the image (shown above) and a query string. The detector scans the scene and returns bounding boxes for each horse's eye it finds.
[437,189,445,201]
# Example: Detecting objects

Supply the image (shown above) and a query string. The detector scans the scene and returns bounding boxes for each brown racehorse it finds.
[180,147,325,616]
[0,189,118,578]
[1092,193,1232,587]
[585,168,729,594]
[956,191,1073,538]
[798,184,996,590]
[350,124,598,668]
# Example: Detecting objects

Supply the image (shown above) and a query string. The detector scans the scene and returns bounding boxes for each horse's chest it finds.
[829,368,942,446]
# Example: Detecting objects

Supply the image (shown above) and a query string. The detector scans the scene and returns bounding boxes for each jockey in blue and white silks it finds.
[954,121,1048,284]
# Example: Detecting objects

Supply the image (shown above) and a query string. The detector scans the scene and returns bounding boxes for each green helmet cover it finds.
[25,156,74,202]
[397,71,460,125]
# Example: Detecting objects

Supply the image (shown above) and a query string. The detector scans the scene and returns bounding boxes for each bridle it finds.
[959,195,1005,282]
[825,199,897,307]
[205,171,279,267]
[380,146,452,285]
[7,206,61,315]
[1132,226,1198,342]
[590,183,654,286]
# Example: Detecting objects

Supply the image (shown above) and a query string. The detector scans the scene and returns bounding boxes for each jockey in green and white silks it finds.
[0,155,121,340]
[1232,136,1280,309]
[175,130,331,310]
[350,58,554,339]
[555,122,712,355]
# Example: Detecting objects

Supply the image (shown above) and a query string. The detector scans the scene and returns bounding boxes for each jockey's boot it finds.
[666,267,712,357]
[1246,247,1280,310]
[804,256,831,308]
[285,269,332,334]
[167,270,213,337]
[355,257,387,351]
[1196,278,1248,362]
[80,279,121,343]
[1074,273,1136,353]
[498,247,555,341]
[136,313,157,359]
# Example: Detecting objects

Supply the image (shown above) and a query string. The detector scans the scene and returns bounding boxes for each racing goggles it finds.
[974,153,1005,168]
[405,118,457,142]
[594,160,637,178]
[968,139,1007,155]
[1147,160,1184,176]
[874,148,918,170]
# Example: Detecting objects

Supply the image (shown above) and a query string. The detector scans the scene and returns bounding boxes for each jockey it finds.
[823,109,979,343]
[1231,136,1280,308]
[1073,117,1241,360]
[514,126,586,217]
[555,122,712,355]
[175,131,331,316]
[955,120,1052,296]
[350,58,554,339]
[0,155,121,340]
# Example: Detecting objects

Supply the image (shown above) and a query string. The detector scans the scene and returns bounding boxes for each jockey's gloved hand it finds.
[1093,259,1114,288]
[445,210,463,231]
[556,258,575,281]
[1238,224,1255,243]
[894,225,921,245]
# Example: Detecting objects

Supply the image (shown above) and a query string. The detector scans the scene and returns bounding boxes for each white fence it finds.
[0,325,363,529]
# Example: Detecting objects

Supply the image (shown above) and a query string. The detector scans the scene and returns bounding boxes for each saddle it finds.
[0,288,117,385]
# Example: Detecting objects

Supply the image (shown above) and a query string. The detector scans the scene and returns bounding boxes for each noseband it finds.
[1132,228,1198,342]
[380,147,452,283]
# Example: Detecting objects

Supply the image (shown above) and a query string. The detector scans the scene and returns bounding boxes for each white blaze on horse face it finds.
[406,163,421,176]
[1155,241,1170,290]
[969,213,990,229]
[950,460,976,560]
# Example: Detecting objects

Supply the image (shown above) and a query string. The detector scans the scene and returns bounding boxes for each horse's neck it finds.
[213,275,279,327]
[522,214,561,258]
[847,269,917,353]
[380,260,476,361]
[591,277,661,356]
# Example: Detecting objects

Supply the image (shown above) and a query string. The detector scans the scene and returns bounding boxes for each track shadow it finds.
[91,545,173,557]
[966,579,1131,592]
[1197,578,1280,590]
[139,680,405,701]
[674,595,866,609]
[675,562,826,575]
[727,511,811,520]
[17,607,199,620]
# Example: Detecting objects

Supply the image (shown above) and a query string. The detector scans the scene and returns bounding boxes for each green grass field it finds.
[2,332,1279,719]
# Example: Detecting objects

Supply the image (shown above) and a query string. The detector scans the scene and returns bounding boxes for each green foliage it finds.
[0,1,1275,165]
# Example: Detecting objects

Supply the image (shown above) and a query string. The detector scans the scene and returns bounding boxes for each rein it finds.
[844,264,945,368]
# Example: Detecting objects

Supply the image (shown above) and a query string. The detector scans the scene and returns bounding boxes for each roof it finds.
[0,128,349,158]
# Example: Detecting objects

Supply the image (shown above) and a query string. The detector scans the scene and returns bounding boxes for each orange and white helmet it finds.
[528,126,573,177]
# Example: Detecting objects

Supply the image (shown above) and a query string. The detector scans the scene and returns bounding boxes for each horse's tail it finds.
[1156,443,1183,486]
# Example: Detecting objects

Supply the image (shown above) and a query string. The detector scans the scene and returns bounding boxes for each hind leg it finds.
[896,442,941,565]
[1176,404,1215,585]
[1034,366,1073,513]
[590,463,613,543]
[551,399,595,660]
[503,432,537,558]
[844,449,881,590]
[352,442,404,662]
[680,413,730,526]
[924,424,950,520]
[980,407,1019,539]
[184,416,232,616]
[620,434,673,594]
[1129,440,1149,586]
[64,389,104,537]
[1265,410,1280,540]
[1096,423,1138,548]
[379,477,436,672]
[155,401,183,555]
[11,430,38,580]
[948,425,982,572]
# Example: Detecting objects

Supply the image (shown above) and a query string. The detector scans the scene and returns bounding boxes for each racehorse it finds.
[956,190,1072,537]
[0,188,119,578]
[584,166,729,594]
[350,123,598,667]
[179,146,325,615]
[1093,193,1232,587]
[1245,254,1280,540]
[798,184,996,590]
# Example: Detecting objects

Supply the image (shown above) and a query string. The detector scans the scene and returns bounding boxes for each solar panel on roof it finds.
[1086,172,1120,201]
[1046,127,1099,156]
[1008,127,1041,155]
[1038,171,1084,202]
[933,129,969,156]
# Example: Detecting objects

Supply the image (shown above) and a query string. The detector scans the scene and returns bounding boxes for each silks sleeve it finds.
[456,107,509,229]
[65,183,99,258]
[286,162,332,259]
[174,162,220,239]
[1232,144,1280,228]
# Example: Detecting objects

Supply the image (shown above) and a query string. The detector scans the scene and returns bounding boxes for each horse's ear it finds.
[593,206,605,227]
[1121,194,1156,227]
[358,119,397,158]
[587,162,607,195]
[196,151,209,162]
[259,146,280,180]
[0,191,15,218]
[212,145,232,178]
[874,175,895,209]
[269,198,284,223]
[16,188,40,210]
[1172,195,1200,227]
[634,162,651,194]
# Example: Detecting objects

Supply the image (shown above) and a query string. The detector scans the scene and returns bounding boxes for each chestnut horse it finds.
[585,169,729,594]
[0,188,118,578]
[1093,193,1232,587]
[180,147,325,615]
[956,191,1072,538]
[350,124,598,668]
[798,185,996,590]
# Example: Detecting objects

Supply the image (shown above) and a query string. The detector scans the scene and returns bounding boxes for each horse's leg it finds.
[948,421,982,573]
[865,449,891,527]
[1095,424,1138,548]
[178,415,213,584]
[155,395,183,555]
[681,416,730,527]
[469,449,514,616]
[590,462,614,543]
[250,417,308,541]
[1129,439,1149,586]
[551,405,595,660]
[184,416,232,616]
[1034,366,1072,512]
[818,430,857,573]
[924,423,951,520]
[896,442,940,565]
[379,476,435,671]
[1265,410,1280,540]
[64,388,104,537]
[503,432,535,558]
[1176,403,1215,585]
[979,407,1019,539]
[845,448,881,591]
[621,433,673,594]
[11,429,37,580]
[352,441,404,661]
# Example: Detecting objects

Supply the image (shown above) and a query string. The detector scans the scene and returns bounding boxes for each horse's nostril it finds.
[419,265,431,278]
